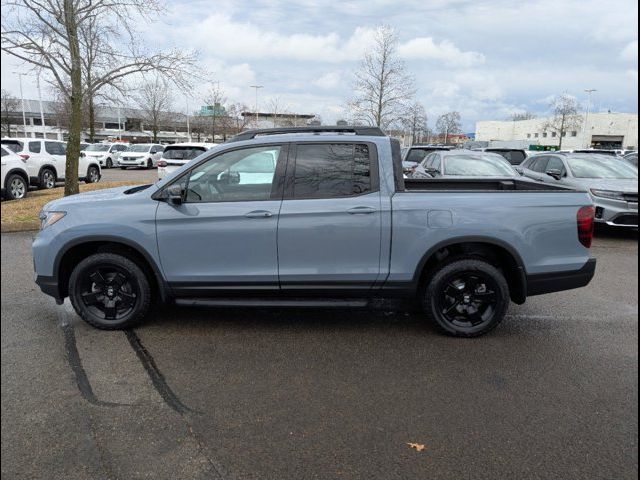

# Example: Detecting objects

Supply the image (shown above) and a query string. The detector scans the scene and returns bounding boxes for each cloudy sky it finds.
[1,0,637,131]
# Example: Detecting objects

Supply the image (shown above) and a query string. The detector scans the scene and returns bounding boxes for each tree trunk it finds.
[64,0,81,197]
[558,115,566,149]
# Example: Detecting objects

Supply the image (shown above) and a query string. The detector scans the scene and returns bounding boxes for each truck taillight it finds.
[157,160,167,168]
[577,206,595,248]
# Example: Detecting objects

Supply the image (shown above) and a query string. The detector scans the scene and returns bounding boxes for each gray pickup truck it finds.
[33,126,596,337]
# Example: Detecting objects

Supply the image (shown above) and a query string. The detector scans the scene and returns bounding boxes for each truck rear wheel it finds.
[423,258,509,337]
[69,253,152,330]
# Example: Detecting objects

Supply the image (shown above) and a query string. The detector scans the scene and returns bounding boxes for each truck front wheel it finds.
[423,258,509,337]
[69,253,152,330]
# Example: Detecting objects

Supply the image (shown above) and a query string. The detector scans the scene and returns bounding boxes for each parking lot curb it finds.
[1,221,40,233]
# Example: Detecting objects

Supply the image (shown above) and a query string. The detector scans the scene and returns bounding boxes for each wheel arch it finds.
[38,164,58,179]
[413,236,527,304]
[55,236,170,302]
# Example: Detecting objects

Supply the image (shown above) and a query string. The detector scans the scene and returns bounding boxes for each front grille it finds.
[612,214,639,226]
[623,193,638,203]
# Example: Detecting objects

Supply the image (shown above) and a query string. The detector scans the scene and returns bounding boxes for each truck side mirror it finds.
[165,184,183,205]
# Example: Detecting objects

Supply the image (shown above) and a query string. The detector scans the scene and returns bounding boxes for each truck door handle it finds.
[347,206,376,215]
[245,210,273,219]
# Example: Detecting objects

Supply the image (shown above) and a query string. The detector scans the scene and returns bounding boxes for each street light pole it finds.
[250,85,263,127]
[36,73,46,137]
[583,89,596,148]
[13,72,27,136]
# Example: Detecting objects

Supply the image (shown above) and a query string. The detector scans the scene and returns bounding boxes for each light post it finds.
[13,72,28,136]
[583,89,596,148]
[250,85,263,127]
[36,73,46,137]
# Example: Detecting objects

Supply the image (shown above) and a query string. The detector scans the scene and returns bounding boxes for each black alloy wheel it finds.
[69,253,151,329]
[425,258,509,337]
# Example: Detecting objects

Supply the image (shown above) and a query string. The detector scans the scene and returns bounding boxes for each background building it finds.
[476,113,638,150]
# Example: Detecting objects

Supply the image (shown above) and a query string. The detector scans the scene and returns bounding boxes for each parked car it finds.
[1,145,29,200]
[1,138,101,189]
[409,150,520,179]
[33,126,596,337]
[402,145,452,174]
[623,152,638,168]
[118,144,164,169]
[483,148,528,165]
[157,143,216,179]
[520,152,638,227]
[82,142,129,169]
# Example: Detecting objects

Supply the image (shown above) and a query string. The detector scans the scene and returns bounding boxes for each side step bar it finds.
[174,298,370,308]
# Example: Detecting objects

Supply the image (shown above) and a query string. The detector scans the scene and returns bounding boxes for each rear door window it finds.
[291,143,376,199]
[546,157,566,175]
[45,141,65,155]
[29,141,42,153]
[405,148,430,163]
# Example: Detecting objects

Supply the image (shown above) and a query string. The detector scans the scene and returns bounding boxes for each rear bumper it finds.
[526,258,596,296]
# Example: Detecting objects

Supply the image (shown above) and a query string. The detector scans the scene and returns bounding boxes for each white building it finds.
[476,113,638,150]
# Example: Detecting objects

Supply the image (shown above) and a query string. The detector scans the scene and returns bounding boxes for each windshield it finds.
[406,148,442,163]
[126,144,151,153]
[85,144,110,152]
[567,156,638,179]
[163,146,207,160]
[444,154,517,176]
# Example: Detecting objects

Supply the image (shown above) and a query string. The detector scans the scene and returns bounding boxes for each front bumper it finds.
[526,258,597,296]
[592,196,638,227]
[35,274,63,304]
[119,158,146,167]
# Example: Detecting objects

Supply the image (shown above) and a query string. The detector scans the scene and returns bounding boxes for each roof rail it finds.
[226,126,386,143]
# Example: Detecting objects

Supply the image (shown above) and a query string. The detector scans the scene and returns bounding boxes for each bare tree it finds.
[2,0,197,196]
[348,26,415,129]
[189,114,209,142]
[435,112,462,144]
[133,76,173,142]
[203,85,227,142]
[401,101,428,145]
[0,89,19,137]
[509,111,537,121]
[543,94,582,149]
[267,97,290,127]
[221,102,251,138]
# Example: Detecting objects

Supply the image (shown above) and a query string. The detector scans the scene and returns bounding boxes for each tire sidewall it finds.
[424,258,510,337]
[69,253,151,329]
[86,166,99,183]
[40,169,56,189]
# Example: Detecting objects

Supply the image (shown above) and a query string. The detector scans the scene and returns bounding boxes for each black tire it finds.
[106,158,113,169]
[5,173,28,200]
[85,165,100,184]
[423,258,509,337]
[146,158,153,169]
[39,168,56,189]
[69,253,152,330]
[120,166,127,170]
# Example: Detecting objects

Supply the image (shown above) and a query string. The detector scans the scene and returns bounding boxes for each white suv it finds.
[1,145,30,200]
[82,142,129,169]
[1,138,101,189]
[118,144,164,169]
[157,142,216,179]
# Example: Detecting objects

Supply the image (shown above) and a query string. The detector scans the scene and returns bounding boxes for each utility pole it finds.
[250,85,263,127]
[13,72,27,136]
[185,96,191,142]
[36,73,46,137]
[583,89,597,148]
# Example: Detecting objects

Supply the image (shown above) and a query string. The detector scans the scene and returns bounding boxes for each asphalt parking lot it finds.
[1,227,637,479]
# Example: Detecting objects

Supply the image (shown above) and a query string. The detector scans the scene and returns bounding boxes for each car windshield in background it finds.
[444,155,517,176]
[126,145,151,153]
[85,144,110,152]
[566,155,638,179]
[1,140,23,152]
[487,150,526,165]
[163,147,206,160]
[405,148,434,163]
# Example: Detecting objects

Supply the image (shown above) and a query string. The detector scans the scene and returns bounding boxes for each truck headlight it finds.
[39,211,66,230]
[590,189,625,201]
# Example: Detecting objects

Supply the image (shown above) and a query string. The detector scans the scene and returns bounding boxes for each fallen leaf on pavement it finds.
[407,443,427,452]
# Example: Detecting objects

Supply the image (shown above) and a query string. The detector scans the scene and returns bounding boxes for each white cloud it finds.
[398,37,485,67]
[313,71,342,89]
[620,41,638,62]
